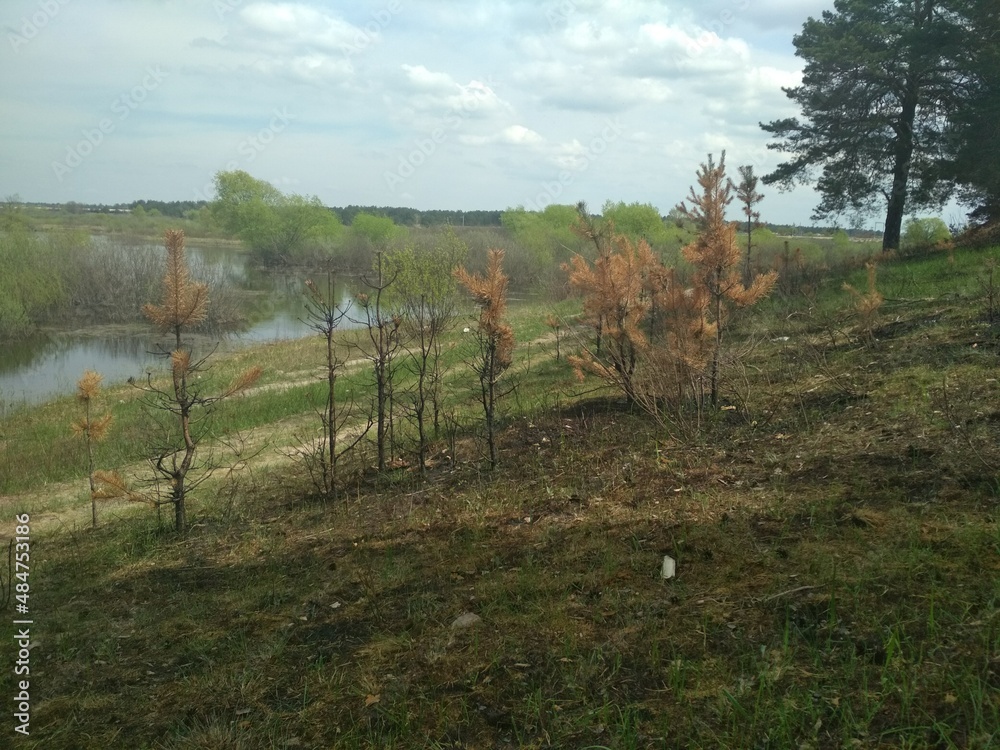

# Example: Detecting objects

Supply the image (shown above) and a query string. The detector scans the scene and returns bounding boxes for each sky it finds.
[0,0,846,225]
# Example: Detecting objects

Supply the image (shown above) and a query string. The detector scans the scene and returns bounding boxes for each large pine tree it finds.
[761,0,973,250]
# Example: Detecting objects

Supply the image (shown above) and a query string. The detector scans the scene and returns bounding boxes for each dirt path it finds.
[3,333,563,535]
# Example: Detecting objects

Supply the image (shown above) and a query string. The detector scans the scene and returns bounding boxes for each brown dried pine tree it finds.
[455,248,515,470]
[679,152,778,407]
[141,230,260,532]
[70,370,113,527]
[564,210,716,430]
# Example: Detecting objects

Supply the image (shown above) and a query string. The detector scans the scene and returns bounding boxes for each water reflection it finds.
[236,269,359,341]
[0,332,55,374]
[0,329,161,408]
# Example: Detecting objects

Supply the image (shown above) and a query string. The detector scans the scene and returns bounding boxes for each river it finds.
[0,242,358,412]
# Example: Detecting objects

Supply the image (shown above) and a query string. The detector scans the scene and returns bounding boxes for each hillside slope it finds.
[3,245,1000,749]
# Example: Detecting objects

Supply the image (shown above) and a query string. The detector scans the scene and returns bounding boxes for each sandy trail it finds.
[2,331,563,534]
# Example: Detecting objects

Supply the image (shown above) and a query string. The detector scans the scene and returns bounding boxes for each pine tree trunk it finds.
[173,485,185,534]
[744,220,753,287]
[485,339,498,470]
[327,342,337,500]
[486,375,497,470]
[710,273,724,407]
[85,400,97,528]
[883,86,919,251]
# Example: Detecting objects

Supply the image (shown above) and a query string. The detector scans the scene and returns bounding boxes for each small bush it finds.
[901,217,951,252]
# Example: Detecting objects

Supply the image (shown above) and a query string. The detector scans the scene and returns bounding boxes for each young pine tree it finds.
[141,230,260,532]
[732,164,764,287]
[564,213,715,430]
[678,152,778,407]
[70,370,114,527]
[455,248,515,470]
[564,226,658,404]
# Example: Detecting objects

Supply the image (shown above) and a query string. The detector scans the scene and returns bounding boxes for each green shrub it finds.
[902,217,951,251]
[0,226,70,339]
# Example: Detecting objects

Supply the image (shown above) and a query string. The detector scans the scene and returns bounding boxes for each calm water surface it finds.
[0,243,358,410]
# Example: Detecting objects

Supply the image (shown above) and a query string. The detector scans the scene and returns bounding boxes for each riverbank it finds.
[0,298,570,498]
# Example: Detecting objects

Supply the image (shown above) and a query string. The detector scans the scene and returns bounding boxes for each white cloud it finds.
[239,3,363,54]
[560,19,627,54]
[502,125,544,146]
[513,60,673,111]
[459,125,544,147]
[193,3,377,85]
[248,54,354,84]
[625,22,754,78]
[392,65,510,125]
[402,64,455,93]
[548,139,591,171]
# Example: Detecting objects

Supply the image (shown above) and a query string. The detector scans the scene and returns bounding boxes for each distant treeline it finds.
[25,201,503,227]
[18,200,881,238]
[331,206,502,227]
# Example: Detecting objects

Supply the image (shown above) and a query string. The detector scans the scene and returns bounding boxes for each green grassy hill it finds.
[2,243,1000,748]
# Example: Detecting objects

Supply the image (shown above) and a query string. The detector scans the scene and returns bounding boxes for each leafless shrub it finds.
[67,237,246,332]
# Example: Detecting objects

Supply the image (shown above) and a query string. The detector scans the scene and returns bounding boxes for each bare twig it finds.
[760,584,824,603]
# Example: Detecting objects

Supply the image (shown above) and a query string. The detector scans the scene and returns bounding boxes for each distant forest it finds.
[30,200,501,227]
[18,199,882,238]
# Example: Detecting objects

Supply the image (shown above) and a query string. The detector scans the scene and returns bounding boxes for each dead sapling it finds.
[545,313,563,360]
[455,248,516,470]
[139,229,261,532]
[979,258,999,323]
[842,262,884,346]
[299,272,371,501]
[355,251,405,472]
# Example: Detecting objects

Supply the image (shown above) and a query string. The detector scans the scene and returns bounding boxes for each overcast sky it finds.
[0,0,844,224]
